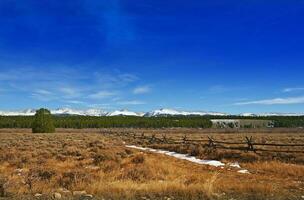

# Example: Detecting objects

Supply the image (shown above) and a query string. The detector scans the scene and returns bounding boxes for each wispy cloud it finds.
[0,67,143,107]
[94,71,138,88]
[34,89,53,95]
[59,87,82,99]
[88,91,117,100]
[133,85,151,94]
[64,100,85,105]
[283,87,304,93]
[117,100,146,105]
[0,67,88,82]
[31,89,56,101]
[235,96,304,105]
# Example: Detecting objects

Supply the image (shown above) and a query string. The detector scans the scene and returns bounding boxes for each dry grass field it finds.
[0,128,303,200]
[120,129,304,163]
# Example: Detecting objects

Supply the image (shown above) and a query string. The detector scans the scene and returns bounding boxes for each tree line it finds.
[0,115,213,129]
[0,114,303,129]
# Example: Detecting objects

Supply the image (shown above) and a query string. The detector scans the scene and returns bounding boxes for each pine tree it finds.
[32,108,55,133]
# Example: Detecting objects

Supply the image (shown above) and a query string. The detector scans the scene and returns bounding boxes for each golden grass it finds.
[116,128,304,163]
[0,130,303,199]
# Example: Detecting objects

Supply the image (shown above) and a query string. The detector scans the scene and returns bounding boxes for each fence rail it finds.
[114,132,304,154]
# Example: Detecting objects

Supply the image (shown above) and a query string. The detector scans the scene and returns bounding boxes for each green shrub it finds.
[32,108,55,133]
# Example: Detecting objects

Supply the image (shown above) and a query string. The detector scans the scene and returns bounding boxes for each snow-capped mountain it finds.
[51,108,107,116]
[0,108,107,116]
[257,113,304,117]
[145,108,227,117]
[239,113,257,117]
[0,109,37,116]
[239,112,304,117]
[0,108,303,117]
[106,109,145,117]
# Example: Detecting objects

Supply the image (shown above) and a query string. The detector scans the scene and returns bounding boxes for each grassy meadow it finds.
[0,129,303,200]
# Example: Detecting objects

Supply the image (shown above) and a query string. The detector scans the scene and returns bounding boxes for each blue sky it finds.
[0,0,304,114]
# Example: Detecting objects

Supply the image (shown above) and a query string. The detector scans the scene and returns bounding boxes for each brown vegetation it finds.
[118,128,304,163]
[0,129,303,200]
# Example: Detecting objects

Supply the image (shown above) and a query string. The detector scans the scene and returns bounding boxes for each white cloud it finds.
[60,87,76,95]
[32,87,82,102]
[31,93,54,102]
[64,100,85,104]
[133,85,151,94]
[0,67,87,82]
[283,87,304,93]
[117,100,146,105]
[0,67,141,106]
[235,96,304,105]
[34,89,53,95]
[112,97,122,102]
[94,71,138,88]
[31,89,55,101]
[59,87,82,99]
[88,91,116,99]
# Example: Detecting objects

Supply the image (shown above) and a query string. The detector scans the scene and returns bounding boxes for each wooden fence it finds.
[114,132,304,154]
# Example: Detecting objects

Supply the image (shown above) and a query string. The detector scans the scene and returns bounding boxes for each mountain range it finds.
[0,108,303,117]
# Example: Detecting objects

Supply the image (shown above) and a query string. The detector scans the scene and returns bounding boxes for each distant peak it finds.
[0,108,303,117]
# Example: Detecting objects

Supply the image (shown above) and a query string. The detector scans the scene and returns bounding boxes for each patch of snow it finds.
[211,119,240,123]
[126,145,225,167]
[228,162,241,168]
[237,169,250,174]
[126,145,252,174]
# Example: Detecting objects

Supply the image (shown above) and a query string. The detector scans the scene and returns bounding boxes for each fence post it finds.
[149,134,156,143]
[182,135,187,144]
[162,134,168,143]
[207,136,216,149]
[245,136,256,152]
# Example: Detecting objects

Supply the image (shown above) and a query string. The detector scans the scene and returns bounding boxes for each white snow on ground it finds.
[211,119,240,123]
[126,145,250,173]
[126,145,225,167]
[237,169,250,174]
[228,162,241,168]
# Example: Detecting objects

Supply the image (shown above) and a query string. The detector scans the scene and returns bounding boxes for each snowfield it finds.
[126,145,250,174]
[126,145,225,167]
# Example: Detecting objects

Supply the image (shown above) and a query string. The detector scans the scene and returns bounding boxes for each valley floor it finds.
[0,129,303,200]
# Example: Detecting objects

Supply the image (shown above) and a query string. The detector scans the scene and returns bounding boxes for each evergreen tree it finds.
[32,108,55,133]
